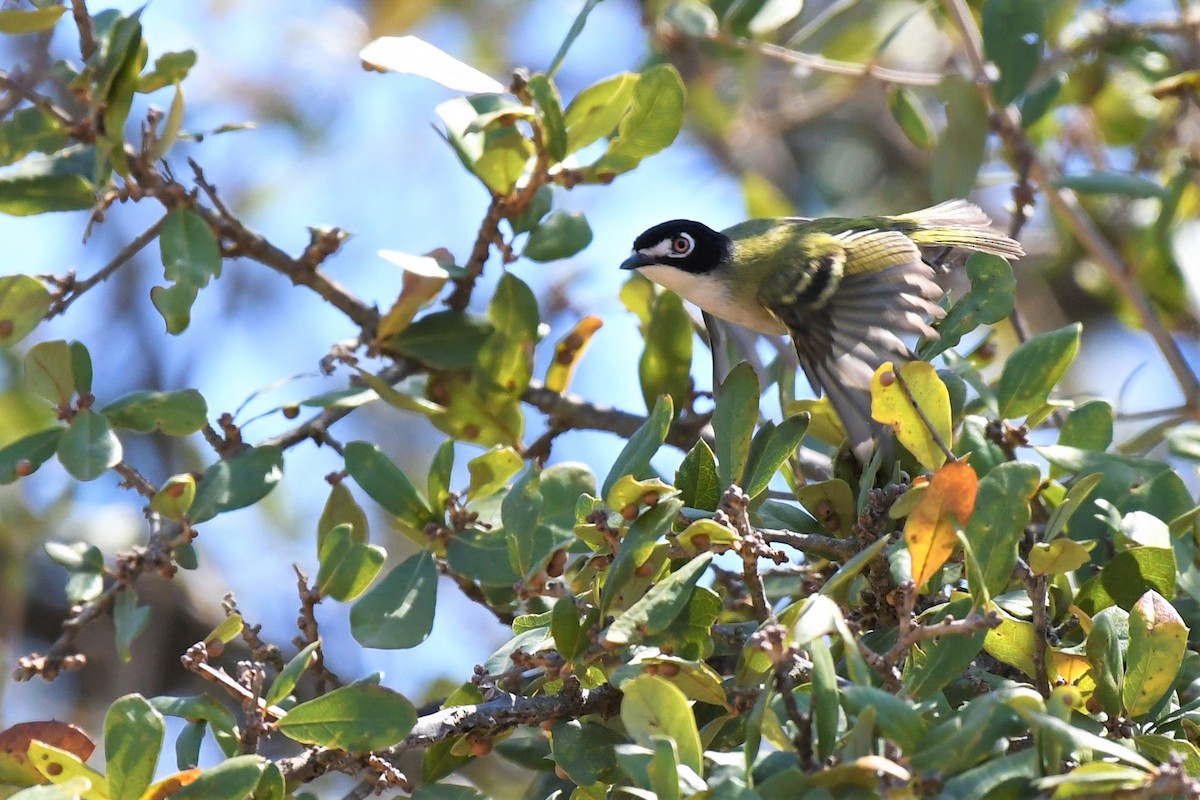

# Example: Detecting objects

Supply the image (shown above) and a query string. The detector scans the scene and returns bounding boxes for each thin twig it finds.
[46,217,167,319]
[0,70,75,127]
[70,0,98,62]
[711,31,948,87]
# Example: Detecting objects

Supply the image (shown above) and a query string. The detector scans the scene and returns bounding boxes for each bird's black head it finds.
[620,220,733,275]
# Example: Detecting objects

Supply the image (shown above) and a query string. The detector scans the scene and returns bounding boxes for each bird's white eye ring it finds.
[671,233,694,256]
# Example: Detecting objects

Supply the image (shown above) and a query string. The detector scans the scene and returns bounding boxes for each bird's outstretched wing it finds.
[760,228,945,461]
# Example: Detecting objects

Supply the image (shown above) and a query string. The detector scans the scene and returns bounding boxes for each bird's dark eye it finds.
[671,234,694,255]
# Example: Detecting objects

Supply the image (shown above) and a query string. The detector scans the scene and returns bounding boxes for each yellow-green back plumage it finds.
[726,200,1023,460]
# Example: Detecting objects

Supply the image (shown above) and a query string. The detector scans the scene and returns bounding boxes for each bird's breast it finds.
[635,265,788,335]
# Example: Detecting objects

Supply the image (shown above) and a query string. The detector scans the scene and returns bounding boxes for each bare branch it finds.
[46,217,167,319]
[70,0,98,62]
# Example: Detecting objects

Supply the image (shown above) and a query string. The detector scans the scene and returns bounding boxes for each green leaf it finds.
[474,273,539,402]
[620,675,703,775]
[810,636,839,763]
[523,209,592,262]
[68,341,92,395]
[1075,546,1176,614]
[1044,472,1104,540]
[1123,591,1188,717]
[743,414,808,499]
[600,498,683,616]
[1058,399,1113,452]
[170,755,266,800]
[265,641,319,708]
[0,145,96,215]
[466,446,523,501]
[0,426,64,483]
[150,695,239,758]
[509,185,552,235]
[447,528,521,587]
[188,446,283,523]
[318,481,369,549]
[150,282,198,335]
[922,254,1016,359]
[1053,172,1166,199]
[713,362,759,489]
[137,50,197,93]
[1020,73,1065,127]
[383,310,493,370]
[602,394,673,498]
[426,438,455,514]
[503,468,546,578]
[982,0,1045,105]
[474,126,533,195]
[547,0,602,76]
[996,323,1081,419]
[638,290,693,417]
[104,694,162,800]
[932,76,989,201]
[24,339,74,406]
[161,209,221,287]
[344,441,432,529]
[604,554,713,646]
[277,683,416,753]
[528,73,567,162]
[0,108,68,168]
[675,439,720,511]
[0,274,51,347]
[550,719,624,786]
[113,589,149,663]
[98,15,144,173]
[56,409,122,481]
[101,389,208,435]
[904,597,990,699]
[0,6,67,34]
[966,462,1041,603]
[842,686,927,754]
[562,73,637,153]
[887,87,934,149]
[317,523,386,602]
[350,550,437,649]
[551,598,585,661]
[590,65,685,178]
[1085,607,1127,717]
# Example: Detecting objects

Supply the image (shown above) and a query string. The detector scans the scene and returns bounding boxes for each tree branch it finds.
[277,681,622,787]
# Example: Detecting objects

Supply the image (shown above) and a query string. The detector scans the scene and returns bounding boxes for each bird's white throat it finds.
[635,264,786,335]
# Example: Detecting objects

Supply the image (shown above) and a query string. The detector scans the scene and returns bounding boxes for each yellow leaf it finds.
[1050,651,1096,700]
[983,609,1038,679]
[786,397,845,448]
[1124,590,1189,717]
[1029,538,1094,575]
[675,518,739,555]
[795,479,855,537]
[870,361,952,471]
[904,461,977,588]
[27,741,108,799]
[375,248,453,340]
[544,315,603,393]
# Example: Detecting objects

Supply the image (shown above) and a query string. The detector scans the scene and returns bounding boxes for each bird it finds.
[620,200,1025,462]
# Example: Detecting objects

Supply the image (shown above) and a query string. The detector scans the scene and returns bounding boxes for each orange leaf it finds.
[904,461,978,588]
[141,768,203,799]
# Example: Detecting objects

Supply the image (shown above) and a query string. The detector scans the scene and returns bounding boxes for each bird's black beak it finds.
[620,252,650,271]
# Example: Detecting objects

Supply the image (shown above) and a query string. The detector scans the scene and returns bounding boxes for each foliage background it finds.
[1,0,1199,797]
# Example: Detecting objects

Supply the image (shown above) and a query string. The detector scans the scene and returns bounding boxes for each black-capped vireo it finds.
[620,200,1024,461]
